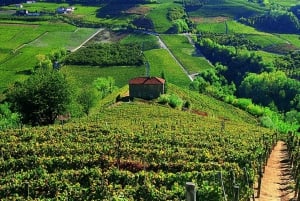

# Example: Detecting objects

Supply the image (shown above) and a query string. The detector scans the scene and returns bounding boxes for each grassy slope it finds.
[144,49,191,87]
[0,21,98,94]
[160,34,213,74]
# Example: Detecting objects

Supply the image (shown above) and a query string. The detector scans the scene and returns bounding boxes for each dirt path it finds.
[70,28,103,52]
[156,35,193,81]
[255,141,295,201]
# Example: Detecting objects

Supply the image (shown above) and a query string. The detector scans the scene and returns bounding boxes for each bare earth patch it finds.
[124,5,151,15]
[255,141,295,201]
[190,16,229,23]
[87,29,127,44]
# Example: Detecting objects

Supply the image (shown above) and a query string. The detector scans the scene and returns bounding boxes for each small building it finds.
[16,9,28,16]
[129,77,165,100]
[56,7,75,14]
[15,4,23,8]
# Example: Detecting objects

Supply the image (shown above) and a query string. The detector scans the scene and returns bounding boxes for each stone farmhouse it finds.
[129,77,165,100]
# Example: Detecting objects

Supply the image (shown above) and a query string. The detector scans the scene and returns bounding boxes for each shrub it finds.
[168,94,183,109]
[260,116,275,129]
[157,94,169,105]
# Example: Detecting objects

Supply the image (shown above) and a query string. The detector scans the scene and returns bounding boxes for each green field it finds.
[120,32,159,50]
[197,20,271,35]
[160,34,213,74]
[0,21,99,94]
[144,49,191,87]
[276,34,300,48]
[188,0,266,18]
[147,2,174,33]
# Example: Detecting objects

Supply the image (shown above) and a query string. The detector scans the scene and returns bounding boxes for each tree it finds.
[6,69,72,125]
[77,88,97,115]
[93,76,116,99]
[0,102,21,130]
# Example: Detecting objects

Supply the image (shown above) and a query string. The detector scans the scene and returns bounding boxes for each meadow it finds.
[160,34,213,74]
[188,0,266,19]
[146,2,174,33]
[143,49,191,87]
[0,21,99,94]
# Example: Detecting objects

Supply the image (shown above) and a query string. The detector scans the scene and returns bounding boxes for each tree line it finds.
[239,10,300,33]
[192,36,300,129]
[65,43,144,67]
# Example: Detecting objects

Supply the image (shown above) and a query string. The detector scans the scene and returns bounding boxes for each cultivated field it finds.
[160,34,213,74]
[0,21,99,94]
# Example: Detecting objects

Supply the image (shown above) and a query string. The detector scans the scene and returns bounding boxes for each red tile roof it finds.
[129,77,165,85]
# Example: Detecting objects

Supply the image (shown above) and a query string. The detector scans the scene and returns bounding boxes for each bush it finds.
[168,94,183,109]
[232,98,252,110]
[260,116,275,129]
[157,94,183,109]
[157,94,170,105]
[246,104,264,116]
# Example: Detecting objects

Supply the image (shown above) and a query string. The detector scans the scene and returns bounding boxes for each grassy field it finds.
[269,0,299,7]
[160,34,212,74]
[0,21,99,94]
[197,20,271,35]
[147,2,175,33]
[120,32,159,50]
[188,0,266,19]
[144,49,191,87]
[276,34,300,48]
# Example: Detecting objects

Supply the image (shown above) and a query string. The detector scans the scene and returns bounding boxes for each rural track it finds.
[156,34,194,81]
[70,28,104,52]
[255,141,295,201]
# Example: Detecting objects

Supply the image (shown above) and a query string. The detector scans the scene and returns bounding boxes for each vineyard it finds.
[0,86,279,200]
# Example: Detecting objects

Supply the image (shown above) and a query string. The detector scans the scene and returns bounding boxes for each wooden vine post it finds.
[233,185,239,201]
[186,182,196,201]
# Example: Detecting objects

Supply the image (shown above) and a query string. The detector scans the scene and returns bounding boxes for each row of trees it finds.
[65,43,144,66]
[239,10,300,33]
[275,51,300,80]
[193,36,300,129]
[197,37,267,85]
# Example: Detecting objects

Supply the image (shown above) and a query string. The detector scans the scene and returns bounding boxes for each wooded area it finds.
[65,43,144,66]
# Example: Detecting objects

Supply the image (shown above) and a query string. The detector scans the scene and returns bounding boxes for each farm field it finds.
[0,21,99,94]
[120,32,159,50]
[160,34,213,74]
[187,0,266,18]
[0,0,299,200]
[143,49,191,87]
[146,2,174,33]
[62,65,145,88]
[0,84,276,200]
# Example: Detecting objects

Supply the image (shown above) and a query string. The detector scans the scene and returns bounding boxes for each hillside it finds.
[0,0,299,200]
[0,86,276,200]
